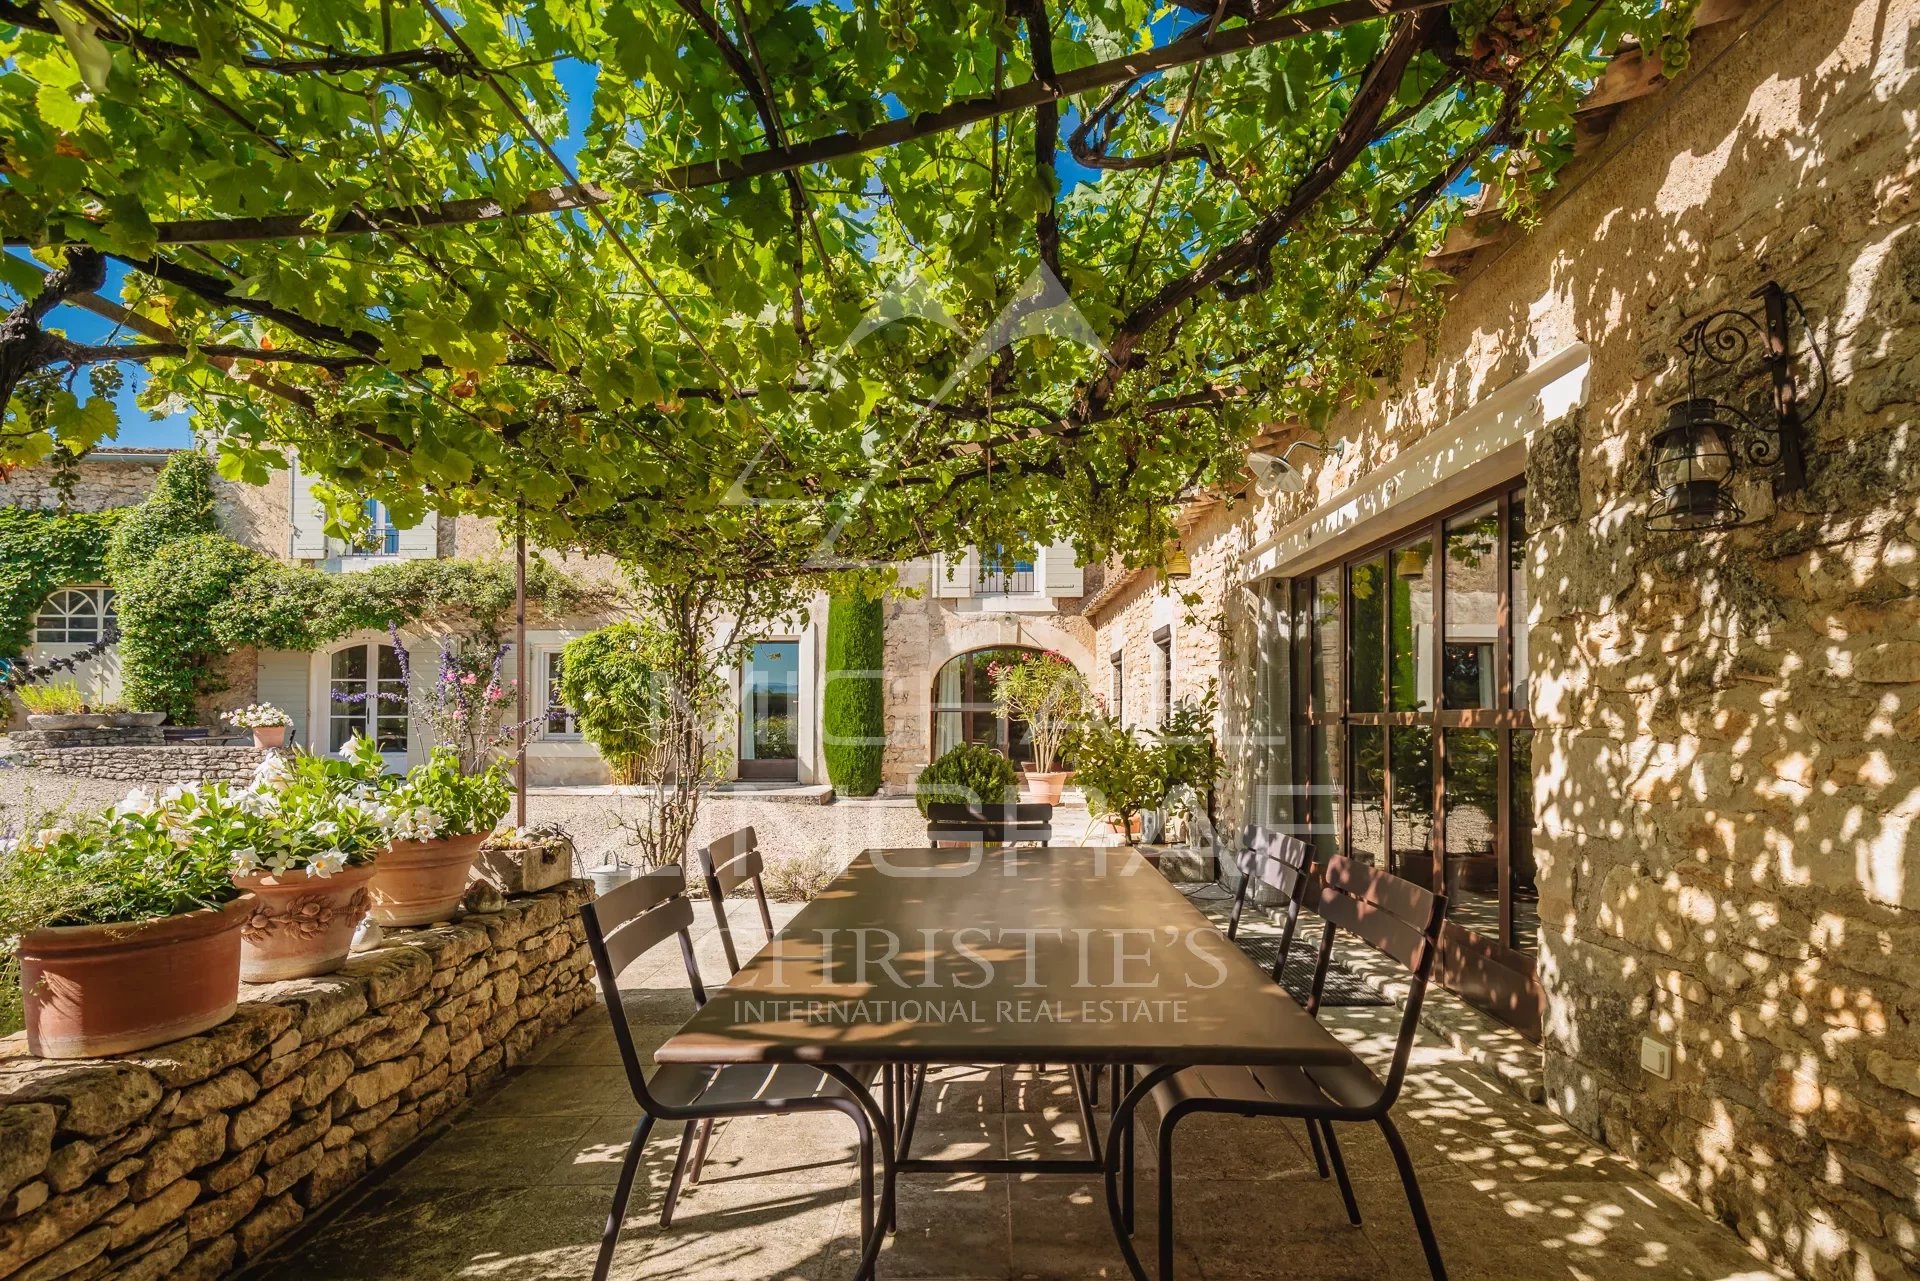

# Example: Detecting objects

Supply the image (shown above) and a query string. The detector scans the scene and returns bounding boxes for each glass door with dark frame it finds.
[1277,481,1540,1038]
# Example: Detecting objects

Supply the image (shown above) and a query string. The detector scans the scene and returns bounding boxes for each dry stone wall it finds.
[0,747,269,786]
[0,881,596,1281]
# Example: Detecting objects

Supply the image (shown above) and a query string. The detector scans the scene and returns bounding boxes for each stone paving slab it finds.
[250,902,1791,1281]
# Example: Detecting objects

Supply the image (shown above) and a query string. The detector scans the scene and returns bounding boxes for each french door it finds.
[327,641,410,768]
[1283,481,1540,1037]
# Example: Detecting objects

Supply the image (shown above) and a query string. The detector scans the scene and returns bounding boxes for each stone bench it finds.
[0,880,598,1281]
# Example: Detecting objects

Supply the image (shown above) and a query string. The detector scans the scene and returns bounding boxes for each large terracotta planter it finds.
[1024,770,1072,805]
[368,833,488,926]
[251,725,289,750]
[19,897,252,1059]
[233,863,377,982]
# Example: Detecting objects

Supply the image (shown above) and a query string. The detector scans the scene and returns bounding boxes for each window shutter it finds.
[289,458,327,559]
[1041,541,1083,596]
[394,512,439,559]
[934,550,974,598]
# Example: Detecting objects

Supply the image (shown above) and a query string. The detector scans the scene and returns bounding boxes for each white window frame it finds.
[326,499,402,559]
[34,586,116,645]
[536,648,581,740]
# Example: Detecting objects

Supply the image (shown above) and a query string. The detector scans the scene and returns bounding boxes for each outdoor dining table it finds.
[653,844,1355,1281]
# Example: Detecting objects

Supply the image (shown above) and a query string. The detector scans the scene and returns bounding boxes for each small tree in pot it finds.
[1062,715,1163,845]
[988,653,1089,804]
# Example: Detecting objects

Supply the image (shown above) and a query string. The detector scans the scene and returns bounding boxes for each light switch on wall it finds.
[1640,1035,1672,1080]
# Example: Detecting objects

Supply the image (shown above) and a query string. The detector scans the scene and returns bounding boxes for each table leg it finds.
[820,1065,896,1281]
[1120,1064,1135,1234]
[1102,1066,1180,1281]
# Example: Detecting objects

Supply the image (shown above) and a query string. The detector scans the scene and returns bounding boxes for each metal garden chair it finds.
[580,867,879,1279]
[1143,853,1450,1281]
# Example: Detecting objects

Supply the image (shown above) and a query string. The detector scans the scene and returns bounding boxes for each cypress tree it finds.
[822,592,886,796]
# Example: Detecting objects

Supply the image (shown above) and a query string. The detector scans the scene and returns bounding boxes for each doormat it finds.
[1231,935,1390,1008]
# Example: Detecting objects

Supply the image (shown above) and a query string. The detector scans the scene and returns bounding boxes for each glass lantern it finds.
[1647,398,1745,531]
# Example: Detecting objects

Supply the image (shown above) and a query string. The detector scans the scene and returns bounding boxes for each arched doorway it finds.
[322,639,410,766]
[930,646,1046,765]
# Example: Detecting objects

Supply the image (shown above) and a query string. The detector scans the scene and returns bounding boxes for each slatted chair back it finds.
[1225,825,1273,938]
[579,867,707,1111]
[1246,833,1313,983]
[1306,854,1446,1112]
[925,802,1053,847]
[698,827,774,975]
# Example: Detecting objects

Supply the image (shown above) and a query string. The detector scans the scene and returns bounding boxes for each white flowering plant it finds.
[222,703,294,730]
[228,740,393,879]
[385,746,511,841]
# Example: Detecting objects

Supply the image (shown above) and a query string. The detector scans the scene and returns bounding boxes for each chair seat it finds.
[650,1061,881,1112]
[1150,1057,1381,1118]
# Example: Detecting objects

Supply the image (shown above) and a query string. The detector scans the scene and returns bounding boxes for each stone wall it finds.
[0,881,596,1281]
[1087,4,1920,1277]
[0,455,170,515]
[0,747,270,786]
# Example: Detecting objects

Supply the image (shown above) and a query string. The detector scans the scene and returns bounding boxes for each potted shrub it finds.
[223,702,295,749]
[227,745,391,981]
[369,746,511,926]
[15,683,112,731]
[1065,715,1163,845]
[1150,689,1224,846]
[914,742,1019,816]
[989,653,1089,804]
[3,787,252,1058]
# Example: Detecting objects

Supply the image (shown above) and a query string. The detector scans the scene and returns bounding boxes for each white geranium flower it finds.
[251,754,293,788]
[308,848,347,878]
[117,787,158,817]
[232,846,261,875]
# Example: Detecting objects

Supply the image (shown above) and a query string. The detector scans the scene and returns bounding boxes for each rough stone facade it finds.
[0,747,269,786]
[1087,5,1920,1278]
[0,881,595,1281]
[0,453,168,516]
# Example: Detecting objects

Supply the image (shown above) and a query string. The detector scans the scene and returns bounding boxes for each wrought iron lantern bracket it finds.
[1648,281,1828,532]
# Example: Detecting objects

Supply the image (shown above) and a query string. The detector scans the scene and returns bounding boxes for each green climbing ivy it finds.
[822,592,886,797]
[0,505,124,661]
[97,452,611,723]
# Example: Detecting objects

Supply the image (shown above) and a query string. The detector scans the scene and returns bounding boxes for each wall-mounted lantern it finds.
[1647,281,1827,532]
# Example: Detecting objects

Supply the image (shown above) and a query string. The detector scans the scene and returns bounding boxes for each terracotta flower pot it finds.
[368,832,489,926]
[232,863,377,982]
[1024,770,1072,804]
[19,897,252,1059]
[251,725,289,749]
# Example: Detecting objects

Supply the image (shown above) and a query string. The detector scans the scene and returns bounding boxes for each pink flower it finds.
[459,673,479,686]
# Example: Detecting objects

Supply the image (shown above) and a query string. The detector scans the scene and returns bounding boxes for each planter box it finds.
[477,831,576,896]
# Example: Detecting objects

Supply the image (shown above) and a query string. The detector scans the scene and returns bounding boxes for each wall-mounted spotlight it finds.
[1247,440,1327,495]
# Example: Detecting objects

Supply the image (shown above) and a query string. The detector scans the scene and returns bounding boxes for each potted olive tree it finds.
[4,787,252,1057]
[1064,715,1163,845]
[989,653,1089,804]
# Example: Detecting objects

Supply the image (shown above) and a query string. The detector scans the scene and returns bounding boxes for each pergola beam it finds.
[6,0,1451,249]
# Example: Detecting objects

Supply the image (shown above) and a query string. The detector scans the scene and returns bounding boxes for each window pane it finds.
[374,645,408,753]
[1347,557,1385,713]
[1511,730,1539,955]
[1348,725,1385,864]
[329,645,368,752]
[1443,503,1501,709]
[1306,722,1342,862]
[545,652,574,735]
[1510,489,1530,712]
[1443,729,1500,937]
[1390,726,1435,888]
[1389,537,1434,712]
[1312,570,1341,717]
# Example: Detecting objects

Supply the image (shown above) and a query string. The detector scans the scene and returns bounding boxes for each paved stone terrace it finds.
[251,902,1790,1281]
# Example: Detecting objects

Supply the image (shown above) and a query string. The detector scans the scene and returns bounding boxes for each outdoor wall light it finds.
[1647,281,1827,532]
[1247,439,1326,495]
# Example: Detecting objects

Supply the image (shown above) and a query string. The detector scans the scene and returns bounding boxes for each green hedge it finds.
[822,593,885,796]
[0,506,124,660]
